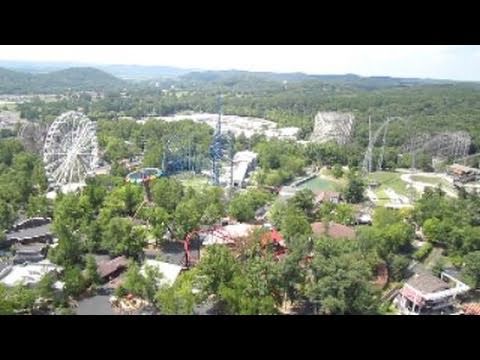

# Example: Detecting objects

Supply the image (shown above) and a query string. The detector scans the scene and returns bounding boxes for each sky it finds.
[1,45,480,81]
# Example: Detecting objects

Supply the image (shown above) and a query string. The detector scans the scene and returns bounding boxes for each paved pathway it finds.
[400,173,457,198]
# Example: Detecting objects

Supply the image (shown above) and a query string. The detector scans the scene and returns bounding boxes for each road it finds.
[76,295,117,315]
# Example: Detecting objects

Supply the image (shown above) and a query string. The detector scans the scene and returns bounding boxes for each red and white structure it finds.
[395,271,470,315]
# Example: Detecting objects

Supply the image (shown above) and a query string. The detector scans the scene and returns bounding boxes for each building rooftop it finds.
[233,150,257,163]
[14,242,47,254]
[0,260,61,287]
[140,260,183,288]
[202,223,258,246]
[260,228,285,247]
[97,256,129,279]
[406,272,452,294]
[449,164,480,174]
[462,303,480,315]
[311,222,356,240]
[314,191,340,203]
[442,267,464,283]
[102,274,126,291]
[6,224,52,241]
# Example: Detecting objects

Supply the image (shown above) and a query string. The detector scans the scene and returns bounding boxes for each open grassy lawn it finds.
[367,171,414,204]
[375,188,390,206]
[368,172,408,194]
[319,167,333,177]
[317,167,347,187]
[410,175,452,189]
[174,173,210,190]
[299,177,340,192]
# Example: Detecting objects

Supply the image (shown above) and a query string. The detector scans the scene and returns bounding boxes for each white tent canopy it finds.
[140,260,183,288]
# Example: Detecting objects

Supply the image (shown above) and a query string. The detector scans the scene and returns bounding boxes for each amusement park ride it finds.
[362,116,472,174]
[43,111,99,189]
[42,108,286,270]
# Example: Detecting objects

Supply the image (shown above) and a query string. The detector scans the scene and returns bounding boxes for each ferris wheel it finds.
[43,111,99,186]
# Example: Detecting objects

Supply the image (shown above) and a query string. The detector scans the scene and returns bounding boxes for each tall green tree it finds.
[50,226,83,267]
[148,207,170,245]
[332,164,344,178]
[152,178,185,213]
[0,199,14,231]
[102,217,147,259]
[26,195,50,217]
[155,270,198,315]
[197,245,239,296]
[288,189,315,218]
[63,266,87,298]
[464,251,480,288]
[304,238,379,314]
[343,175,365,204]
[85,254,100,286]
[228,189,270,223]
[281,207,312,242]
[174,199,202,239]
[119,261,147,297]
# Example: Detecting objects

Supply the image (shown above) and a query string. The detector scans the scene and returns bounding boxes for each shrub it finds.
[413,243,433,261]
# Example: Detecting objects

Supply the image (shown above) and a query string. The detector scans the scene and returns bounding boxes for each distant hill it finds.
[0,60,471,89]
[0,60,196,80]
[97,64,195,80]
[0,60,79,74]
[0,67,125,94]
[0,63,476,95]
[179,70,462,90]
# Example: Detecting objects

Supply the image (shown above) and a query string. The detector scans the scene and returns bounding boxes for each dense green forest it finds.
[12,69,480,159]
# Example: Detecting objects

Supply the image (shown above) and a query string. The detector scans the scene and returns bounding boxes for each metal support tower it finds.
[228,132,235,198]
[211,96,223,185]
[368,115,372,173]
[377,121,389,171]
[362,116,402,174]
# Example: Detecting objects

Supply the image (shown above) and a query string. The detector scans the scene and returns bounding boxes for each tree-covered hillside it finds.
[11,67,480,163]
[0,67,125,94]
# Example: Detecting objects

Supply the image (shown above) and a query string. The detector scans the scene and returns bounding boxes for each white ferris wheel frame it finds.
[43,111,99,186]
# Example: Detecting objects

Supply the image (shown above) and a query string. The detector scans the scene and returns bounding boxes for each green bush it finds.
[332,164,344,179]
[432,258,447,277]
[449,255,464,268]
[413,243,433,261]
[115,285,128,298]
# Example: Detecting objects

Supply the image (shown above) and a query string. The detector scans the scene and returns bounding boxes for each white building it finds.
[231,151,257,188]
[220,150,258,188]
[394,268,469,315]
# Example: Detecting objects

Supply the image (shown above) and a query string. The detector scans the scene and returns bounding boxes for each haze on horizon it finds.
[1,45,479,82]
